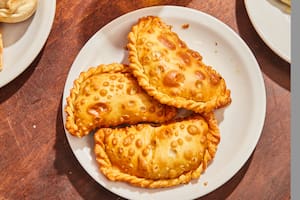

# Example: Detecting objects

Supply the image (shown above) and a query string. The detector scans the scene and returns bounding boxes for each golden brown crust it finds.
[127,16,231,113]
[94,112,220,188]
[0,0,38,23]
[65,63,177,137]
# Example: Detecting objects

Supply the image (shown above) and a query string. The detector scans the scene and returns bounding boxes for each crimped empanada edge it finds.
[94,112,220,188]
[127,16,231,114]
[64,63,128,137]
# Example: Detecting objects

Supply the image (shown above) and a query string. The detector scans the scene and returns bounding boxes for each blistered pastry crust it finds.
[127,16,231,113]
[94,113,220,188]
[65,63,177,137]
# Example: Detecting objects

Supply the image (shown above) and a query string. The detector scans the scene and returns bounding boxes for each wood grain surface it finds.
[0,0,290,199]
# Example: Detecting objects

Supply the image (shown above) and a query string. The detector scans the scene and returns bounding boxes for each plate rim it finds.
[0,0,56,88]
[244,0,291,63]
[62,5,266,200]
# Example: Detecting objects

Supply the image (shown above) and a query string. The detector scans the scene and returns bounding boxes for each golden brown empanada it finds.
[65,63,177,137]
[127,16,231,113]
[94,113,220,188]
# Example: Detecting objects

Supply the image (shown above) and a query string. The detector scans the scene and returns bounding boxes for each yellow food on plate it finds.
[280,0,291,6]
[94,113,220,188]
[0,0,38,23]
[127,16,231,113]
[65,63,177,137]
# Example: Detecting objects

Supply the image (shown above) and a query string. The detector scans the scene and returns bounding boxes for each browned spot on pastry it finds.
[163,70,185,87]
[123,136,132,146]
[188,49,202,60]
[195,70,206,80]
[87,102,111,117]
[142,147,150,156]
[112,138,118,146]
[187,125,199,135]
[118,147,124,154]
[127,86,138,95]
[177,138,183,145]
[209,73,221,85]
[110,75,117,80]
[170,140,177,149]
[128,148,135,156]
[136,139,143,148]
[103,81,109,86]
[149,106,156,113]
[184,150,193,160]
[158,34,176,50]
[177,51,191,66]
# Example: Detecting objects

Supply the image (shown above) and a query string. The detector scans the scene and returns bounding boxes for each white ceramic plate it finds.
[0,0,56,88]
[244,0,291,63]
[62,6,266,200]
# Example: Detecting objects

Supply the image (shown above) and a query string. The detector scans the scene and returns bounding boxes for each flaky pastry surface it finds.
[128,16,231,113]
[0,0,38,23]
[65,63,177,137]
[94,113,220,188]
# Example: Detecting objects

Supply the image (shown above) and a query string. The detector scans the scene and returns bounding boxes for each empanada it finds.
[94,113,220,188]
[127,16,231,113]
[65,63,177,137]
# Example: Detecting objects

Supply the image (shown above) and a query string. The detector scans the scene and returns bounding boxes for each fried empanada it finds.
[94,113,220,188]
[127,16,231,113]
[65,63,177,137]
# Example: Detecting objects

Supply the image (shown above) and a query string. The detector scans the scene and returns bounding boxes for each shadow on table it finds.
[0,50,43,103]
[235,0,290,91]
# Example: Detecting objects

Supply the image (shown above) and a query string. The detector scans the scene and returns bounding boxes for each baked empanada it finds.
[94,113,220,188]
[127,16,231,113]
[65,63,177,137]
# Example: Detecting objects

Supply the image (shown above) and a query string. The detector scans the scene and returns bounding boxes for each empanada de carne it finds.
[94,113,220,188]
[127,16,231,113]
[65,63,177,137]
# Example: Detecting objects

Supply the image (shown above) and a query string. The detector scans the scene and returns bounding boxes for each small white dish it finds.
[0,0,56,88]
[245,0,291,63]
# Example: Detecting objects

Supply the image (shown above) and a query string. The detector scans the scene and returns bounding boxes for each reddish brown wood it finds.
[0,0,290,199]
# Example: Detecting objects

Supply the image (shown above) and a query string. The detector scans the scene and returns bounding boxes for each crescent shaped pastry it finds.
[94,113,220,188]
[127,16,231,113]
[65,63,177,137]
[0,0,38,23]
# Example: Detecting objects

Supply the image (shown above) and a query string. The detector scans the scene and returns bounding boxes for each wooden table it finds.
[0,0,290,199]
